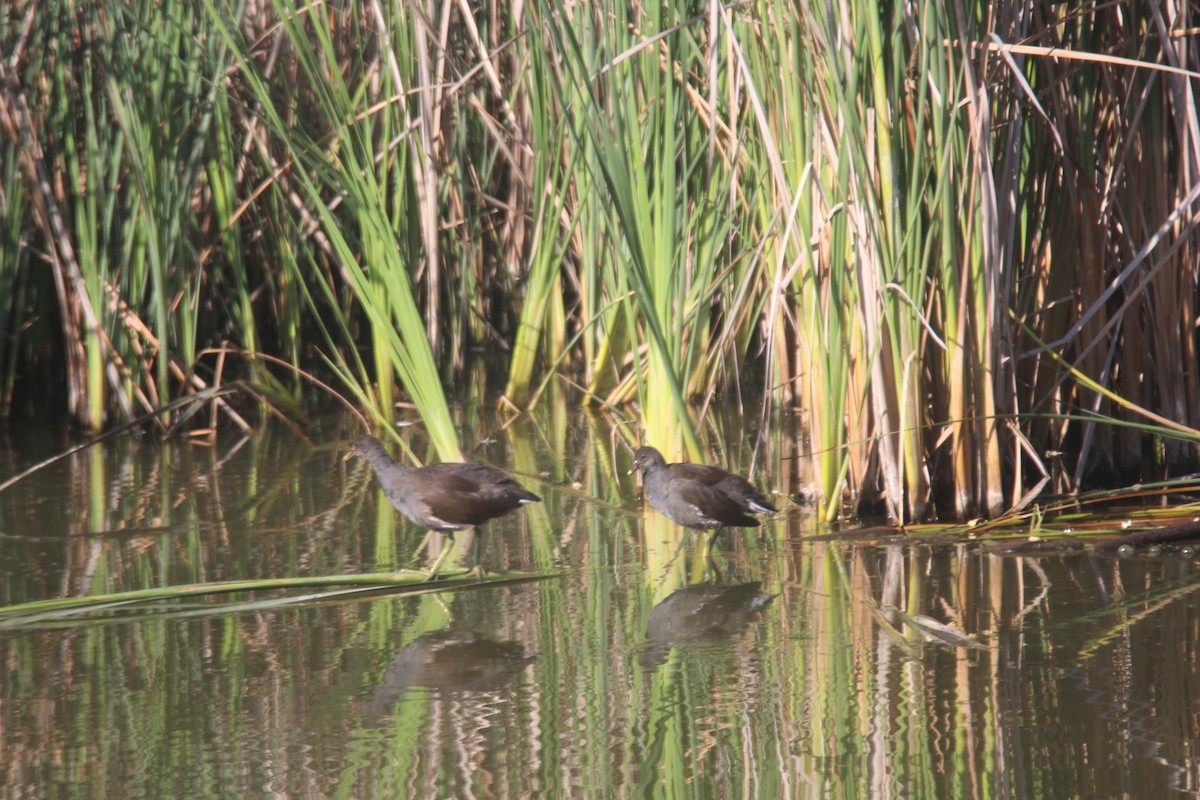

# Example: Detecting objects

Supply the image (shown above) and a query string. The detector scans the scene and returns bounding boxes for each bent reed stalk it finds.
[1,0,1197,520]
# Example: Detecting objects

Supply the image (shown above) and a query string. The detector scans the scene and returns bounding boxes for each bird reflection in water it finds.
[366,631,536,715]
[640,581,776,671]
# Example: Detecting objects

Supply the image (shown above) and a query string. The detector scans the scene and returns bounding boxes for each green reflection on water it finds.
[1,409,1199,798]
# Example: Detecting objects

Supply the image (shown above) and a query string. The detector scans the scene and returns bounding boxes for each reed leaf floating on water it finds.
[0,571,556,629]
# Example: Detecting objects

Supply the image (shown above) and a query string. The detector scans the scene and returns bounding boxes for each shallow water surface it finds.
[1,415,1199,798]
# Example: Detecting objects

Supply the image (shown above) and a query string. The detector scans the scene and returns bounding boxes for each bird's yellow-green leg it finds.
[467,533,488,580]
[425,532,457,581]
[701,530,724,582]
[707,529,720,550]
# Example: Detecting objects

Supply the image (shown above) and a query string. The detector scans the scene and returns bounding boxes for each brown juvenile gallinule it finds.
[631,445,776,548]
[347,435,541,580]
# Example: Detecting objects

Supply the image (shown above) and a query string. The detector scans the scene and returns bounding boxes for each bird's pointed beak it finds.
[343,450,355,462]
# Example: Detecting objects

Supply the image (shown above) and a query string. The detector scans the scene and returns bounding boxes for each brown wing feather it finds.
[668,463,732,486]
[413,463,540,529]
[713,475,776,513]
[669,464,776,514]
[672,482,759,528]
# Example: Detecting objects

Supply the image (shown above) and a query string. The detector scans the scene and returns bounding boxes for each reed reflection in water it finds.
[1,412,1199,798]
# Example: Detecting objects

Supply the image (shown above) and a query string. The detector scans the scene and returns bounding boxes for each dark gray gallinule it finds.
[347,435,541,580]
[631,445,776,549]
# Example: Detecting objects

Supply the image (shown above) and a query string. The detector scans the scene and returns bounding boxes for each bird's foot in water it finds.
[419,565,488,582]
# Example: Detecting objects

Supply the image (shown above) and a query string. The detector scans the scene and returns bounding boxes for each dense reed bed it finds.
[1,1,1198,521]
